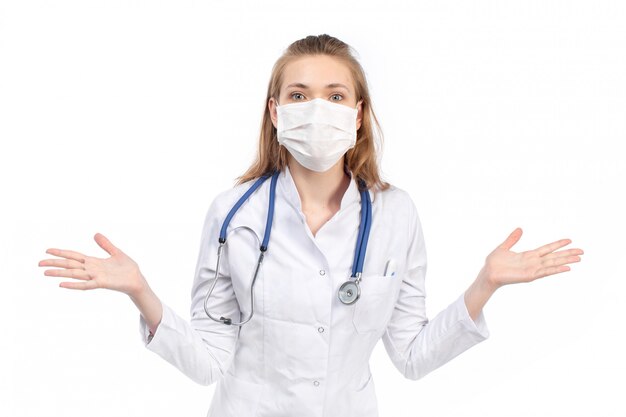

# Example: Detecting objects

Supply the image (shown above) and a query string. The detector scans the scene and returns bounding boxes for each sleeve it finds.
[381,194,490,381]
[138,194,241,386]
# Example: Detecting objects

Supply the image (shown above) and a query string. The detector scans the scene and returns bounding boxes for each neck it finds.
[287,155,351,211]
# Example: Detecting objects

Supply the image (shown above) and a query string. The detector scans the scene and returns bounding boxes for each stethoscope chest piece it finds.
[336,177,372,306]
[338,279,361,305]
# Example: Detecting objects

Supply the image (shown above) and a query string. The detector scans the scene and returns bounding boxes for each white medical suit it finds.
[139,164,490,416]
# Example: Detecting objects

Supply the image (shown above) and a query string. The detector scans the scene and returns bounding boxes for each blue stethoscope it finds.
[204,169,372,326]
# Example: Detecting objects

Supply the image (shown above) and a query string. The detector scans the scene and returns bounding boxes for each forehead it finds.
[281,55,354,92]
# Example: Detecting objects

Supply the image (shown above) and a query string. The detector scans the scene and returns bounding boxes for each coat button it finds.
[313,380,320,386]
[319,269,326,276]
[318,327,325,333]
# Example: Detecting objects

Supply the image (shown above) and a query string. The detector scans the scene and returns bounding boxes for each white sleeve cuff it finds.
[138,299,170,349]
[454,292,490,340]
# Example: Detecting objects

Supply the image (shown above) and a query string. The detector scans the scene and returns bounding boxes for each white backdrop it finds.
[2,1,624,416]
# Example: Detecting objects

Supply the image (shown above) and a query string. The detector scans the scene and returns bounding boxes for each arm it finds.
[38,194,240,386]
[382,195,490,381]
[129,280,162,338]
[383,193,583,380]
[383,196,584,381]
[136,195,241,386]
[463,272,498,322]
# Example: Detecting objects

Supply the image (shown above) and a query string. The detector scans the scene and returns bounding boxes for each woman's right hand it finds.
[38,233,147,297]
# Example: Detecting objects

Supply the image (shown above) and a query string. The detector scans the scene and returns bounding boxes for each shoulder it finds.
[212,180,256,208]
[373,183,419,218]
[373,182,424,245]
[202,179,261,225]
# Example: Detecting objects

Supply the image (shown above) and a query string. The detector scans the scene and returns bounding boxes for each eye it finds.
[290,92,305,100]
[330,94,343,101]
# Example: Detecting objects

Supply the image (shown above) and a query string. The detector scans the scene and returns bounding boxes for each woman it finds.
[38,34,584,416]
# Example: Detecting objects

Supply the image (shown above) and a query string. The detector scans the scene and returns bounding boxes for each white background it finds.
[1,1,624,416]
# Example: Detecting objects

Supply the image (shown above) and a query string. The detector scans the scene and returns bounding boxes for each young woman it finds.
[38,34,584,416]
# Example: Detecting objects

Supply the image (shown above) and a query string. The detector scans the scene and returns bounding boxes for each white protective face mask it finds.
[276,97,360,172]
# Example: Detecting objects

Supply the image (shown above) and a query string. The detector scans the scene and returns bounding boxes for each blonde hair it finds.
[235,34,390,193]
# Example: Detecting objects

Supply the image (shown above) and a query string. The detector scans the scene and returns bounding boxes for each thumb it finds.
[94,233,119,256]
[499,227,523,251]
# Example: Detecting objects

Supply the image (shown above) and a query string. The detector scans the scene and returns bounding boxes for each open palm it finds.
[483,227,584,288]
[38,233,145,296]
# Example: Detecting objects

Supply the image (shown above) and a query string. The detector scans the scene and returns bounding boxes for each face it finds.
[268,54,363,130]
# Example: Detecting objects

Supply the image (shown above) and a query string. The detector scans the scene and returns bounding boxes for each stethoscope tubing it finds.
[204,171,279,326]
[352,180,372,280]
[204,170,371,326]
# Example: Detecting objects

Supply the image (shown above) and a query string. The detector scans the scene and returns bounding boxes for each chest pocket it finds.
[352,272,398,334]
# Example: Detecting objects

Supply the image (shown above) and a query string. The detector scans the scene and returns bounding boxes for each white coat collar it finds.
[279,164,361,216]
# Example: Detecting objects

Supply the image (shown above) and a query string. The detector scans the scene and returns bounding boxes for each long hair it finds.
[235,34,390,193]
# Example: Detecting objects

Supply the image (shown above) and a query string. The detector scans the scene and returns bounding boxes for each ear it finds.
[269,97,278,129]
[356,99,364,130]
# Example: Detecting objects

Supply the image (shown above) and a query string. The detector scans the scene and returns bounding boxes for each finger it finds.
[44,268,91,280]
[536,238,573,257]
[547,248,585,259]
[499,227,523,251]
[38,258,86,270]
[542,254,582,268]
[59,280,99,290]
[535,265,571,279]
[94,233,119,256]
[45,248,86,263]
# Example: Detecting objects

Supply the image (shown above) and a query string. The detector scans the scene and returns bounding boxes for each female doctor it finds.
[38,34,584,417]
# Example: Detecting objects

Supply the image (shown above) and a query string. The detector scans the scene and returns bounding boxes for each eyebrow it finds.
[285,82,350,91]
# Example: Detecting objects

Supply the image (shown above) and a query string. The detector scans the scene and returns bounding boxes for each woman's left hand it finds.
[480,227,584,289]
